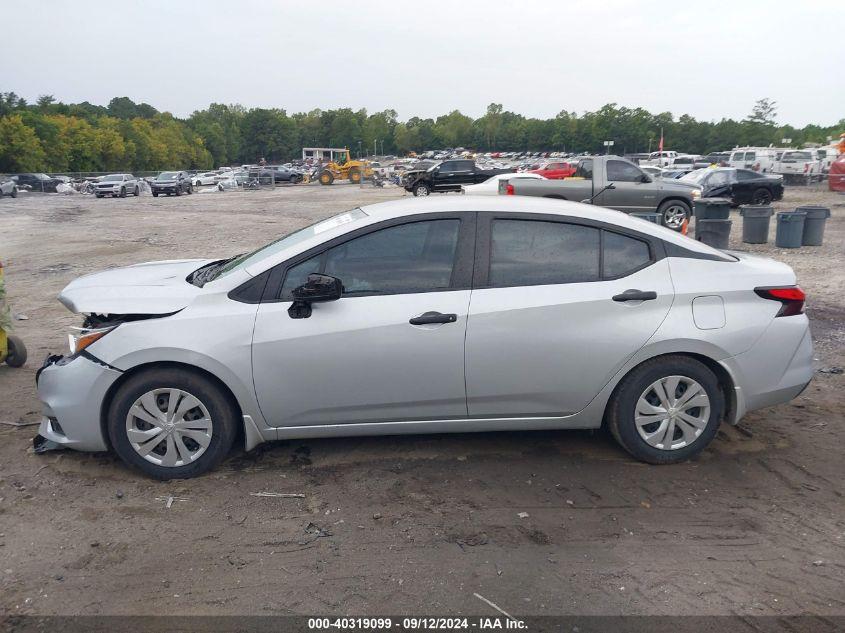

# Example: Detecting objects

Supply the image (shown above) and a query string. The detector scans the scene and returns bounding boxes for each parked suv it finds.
[151,171,193,197]
[95,174,140,198]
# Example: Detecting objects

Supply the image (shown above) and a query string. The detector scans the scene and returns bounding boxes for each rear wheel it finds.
[752,188,772,205]
[348,168,361,184]
[658,200,690,231]
[606,356,723,464]
[108,367,238,479]
[5,335,27,367]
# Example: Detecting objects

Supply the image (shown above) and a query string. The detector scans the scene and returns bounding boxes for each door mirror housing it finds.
[289,274,343,319]
[640,174,652,183]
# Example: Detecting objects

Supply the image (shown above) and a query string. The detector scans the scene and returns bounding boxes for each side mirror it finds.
[640,174,651,183]
[289,274,343,319]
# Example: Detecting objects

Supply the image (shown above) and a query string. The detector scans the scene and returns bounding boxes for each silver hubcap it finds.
[635,375,710,450]
[417,186,429,196]
[126,388,213,467]
[663,206,687,228]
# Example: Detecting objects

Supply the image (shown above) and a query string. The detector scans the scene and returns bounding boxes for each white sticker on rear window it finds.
[313,212,357,234]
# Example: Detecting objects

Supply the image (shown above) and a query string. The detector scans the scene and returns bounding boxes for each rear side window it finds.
[602,231,651,278]
[574,159,593,179]
[489,220,600,287]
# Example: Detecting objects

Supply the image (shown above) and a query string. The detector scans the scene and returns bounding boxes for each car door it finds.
[446,160,475,189]
[464,214,674,418]
[600,159,655,212]
[251,213,476,427]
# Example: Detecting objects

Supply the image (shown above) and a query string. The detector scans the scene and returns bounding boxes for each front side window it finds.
[489,220,600,287]
[603,231,651,278]
[731,152,744,162]
[606,160,644,182]
[281,219,460,298]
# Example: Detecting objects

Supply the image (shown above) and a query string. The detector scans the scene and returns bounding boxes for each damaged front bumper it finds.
[35,352,123,452]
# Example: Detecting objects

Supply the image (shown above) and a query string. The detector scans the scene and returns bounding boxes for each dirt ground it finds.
[0,182,843,618]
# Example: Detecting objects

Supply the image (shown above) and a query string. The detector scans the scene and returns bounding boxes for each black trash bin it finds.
[796,205,830,246]
[775,211,806,248]
[740,205,773,244]
[694,198,731,239]
[697,219,732,249]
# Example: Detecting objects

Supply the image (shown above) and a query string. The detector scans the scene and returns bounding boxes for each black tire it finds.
[606,355,723,464]
[95,194,103,198]
[413,182,430,197]
[319,170,335,185]
[5,334,27,367]
[752,188,772,205]
[657,199,690,232]
[120,187,127,198]
[133,186,139,196]
[107,367,238,479]
[187,185,193,195]
[10,186,17,198]
[152,192,158,197]
[175,187,182,196]
[348,168,361,183]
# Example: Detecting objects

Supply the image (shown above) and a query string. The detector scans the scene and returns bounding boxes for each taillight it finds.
[754,286,805,317]
[505,184,514,195]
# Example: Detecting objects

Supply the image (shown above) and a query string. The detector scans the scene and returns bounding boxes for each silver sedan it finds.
[35,197,813,478]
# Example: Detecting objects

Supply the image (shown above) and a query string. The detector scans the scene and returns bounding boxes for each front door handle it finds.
[409,311,458,325]
[612,289,657,302]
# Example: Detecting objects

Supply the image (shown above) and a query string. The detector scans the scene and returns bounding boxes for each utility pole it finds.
[374,139,378,158]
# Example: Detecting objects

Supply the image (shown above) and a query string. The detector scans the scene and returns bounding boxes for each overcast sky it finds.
[3,0,842,127]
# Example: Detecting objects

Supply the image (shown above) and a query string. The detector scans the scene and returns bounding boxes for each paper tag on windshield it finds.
[313,213,356,234]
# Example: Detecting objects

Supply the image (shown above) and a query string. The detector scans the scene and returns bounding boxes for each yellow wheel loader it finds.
[318,149,374,185]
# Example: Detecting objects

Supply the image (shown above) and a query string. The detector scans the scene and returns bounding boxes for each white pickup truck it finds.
[772,150,822,184]
[638,151,678,168]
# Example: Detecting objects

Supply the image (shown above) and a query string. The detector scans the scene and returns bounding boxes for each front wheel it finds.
[606,356,723,464]
[107,367,238,479]
[658,200,690,231]
[120,187,127,198]
[133,186,139,196]
[152,192,159,197]
[413,183,430,197]
[10,186,18,198]
[752,188,772,205]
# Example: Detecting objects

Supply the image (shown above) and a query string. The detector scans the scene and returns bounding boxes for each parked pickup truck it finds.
[403,159,512,196]
[499,155,701,231]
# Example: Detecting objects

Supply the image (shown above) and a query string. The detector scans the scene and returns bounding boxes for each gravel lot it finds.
[0,182,843,617]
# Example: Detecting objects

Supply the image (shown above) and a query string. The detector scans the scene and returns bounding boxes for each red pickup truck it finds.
[529,161,576,179]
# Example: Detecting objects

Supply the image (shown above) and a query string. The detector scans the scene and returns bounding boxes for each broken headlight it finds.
[68,325,116,356]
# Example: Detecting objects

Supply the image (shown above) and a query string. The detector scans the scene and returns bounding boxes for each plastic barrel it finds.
[694,197,731,220]
[775,211,806,248]
[696,219,732,250]
[630,212,661,224]
[796,205,830,246]
[739,205,773,244]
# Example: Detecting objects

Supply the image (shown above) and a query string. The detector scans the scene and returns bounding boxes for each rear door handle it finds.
[612,289,657,302]
[409,311,458,325]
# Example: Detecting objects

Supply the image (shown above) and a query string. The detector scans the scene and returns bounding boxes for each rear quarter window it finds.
[602,231,652,278]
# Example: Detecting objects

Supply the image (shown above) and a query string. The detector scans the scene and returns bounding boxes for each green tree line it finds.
[0,92,842,173]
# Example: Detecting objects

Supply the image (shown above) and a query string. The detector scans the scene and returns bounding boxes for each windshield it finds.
[214,208,369,279]
[680,169,711,184]
[157,172,178,180]
[103,175,122,182]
